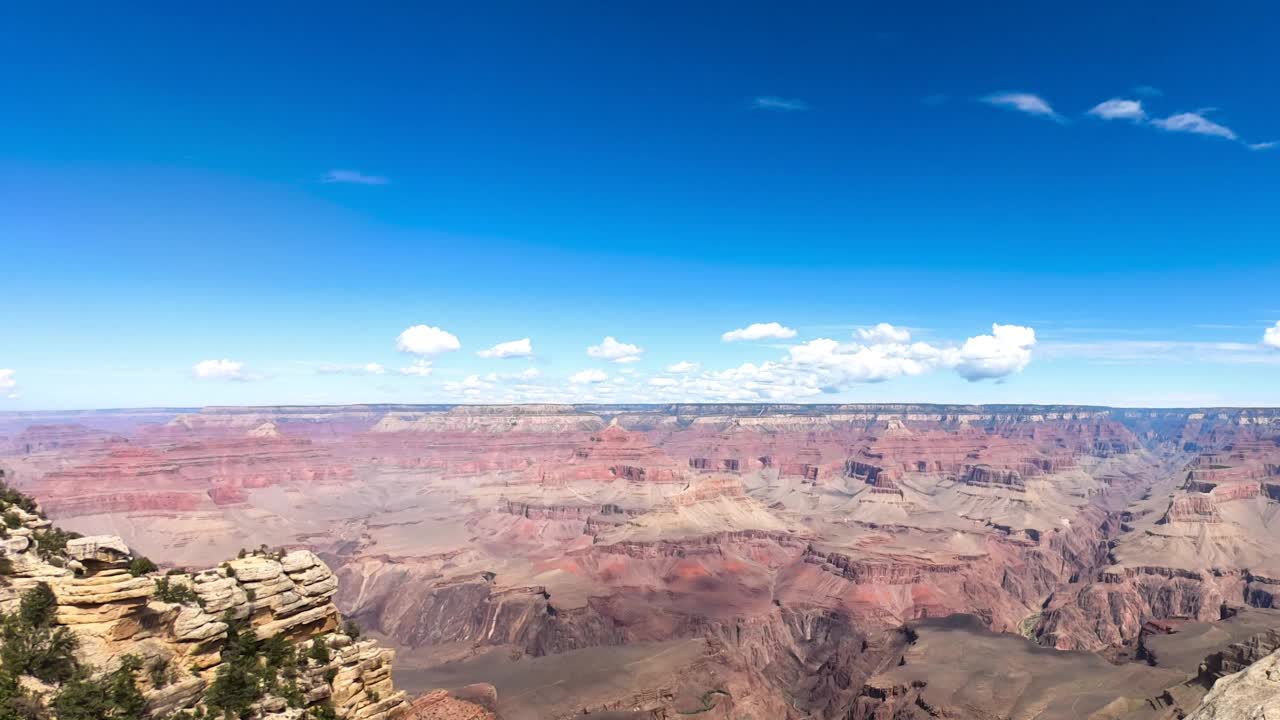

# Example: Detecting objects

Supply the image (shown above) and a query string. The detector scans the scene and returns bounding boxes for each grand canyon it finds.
[4,403,1280,718]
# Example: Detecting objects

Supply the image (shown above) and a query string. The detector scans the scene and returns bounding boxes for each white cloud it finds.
[787,337,938,383]
[639,321,1039,402]
[722,322,798,343]
[984,92,1060,120]
[477,338,533,359]
[396,325,461,355]
[445,374,495,394]
[569,368,608,384]
[317,362,387,375]
[0,369,15,398]
[1249,141,1277,151]
[666,361,700,373]
[1151,112,1237,141]
[398,360,434,376]
[192,359,257,381]
[753,96,809,111]
[855,322,912,344]
[322,169,389,185]
[1088,98,1146,121]
[587,336,643,363]
[946,323,1037,381]
[1265,322,1280,349]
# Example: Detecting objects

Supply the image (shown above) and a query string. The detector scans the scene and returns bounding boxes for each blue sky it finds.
[3,2,1279,409]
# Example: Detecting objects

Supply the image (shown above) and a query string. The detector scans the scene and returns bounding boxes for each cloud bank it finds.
[722,322,797,342]
[634,322,1038,403]
[856,323,912,344]
[994,89,1271,150]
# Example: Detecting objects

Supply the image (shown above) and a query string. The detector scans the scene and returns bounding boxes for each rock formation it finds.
[0,478,424,719]
[1185,646,1280,719]
[5,404,1280,718]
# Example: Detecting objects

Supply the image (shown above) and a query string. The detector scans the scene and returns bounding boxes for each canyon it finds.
[4,403,1280,718]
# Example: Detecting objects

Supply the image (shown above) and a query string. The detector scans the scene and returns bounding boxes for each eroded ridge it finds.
[4,404,1280,718]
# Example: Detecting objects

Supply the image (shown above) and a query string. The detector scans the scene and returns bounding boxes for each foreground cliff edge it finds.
[0,477,496,720]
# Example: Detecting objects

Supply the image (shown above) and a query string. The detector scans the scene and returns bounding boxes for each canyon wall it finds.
[4,405,1280,718]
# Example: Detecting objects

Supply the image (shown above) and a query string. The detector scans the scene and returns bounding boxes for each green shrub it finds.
[127,557,158,577]
[204,615,263,719]
[342,619,361,640]
[0,483,37,514]
[35,527,82,559]
[261,634,296,671]
[281,676,304,708]
[52,655,146,720]
[0,670,48,720]
[19,582,57,628]
[148,657,174,689]
[2,512,21,529]
[1,626,78,685]
[0,585,80,685]
[154,577,202,606]
[307,639,331,665]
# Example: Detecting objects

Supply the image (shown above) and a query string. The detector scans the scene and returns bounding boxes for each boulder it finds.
[65,535,132,563]
[227,556,284,583]
[281,550,320,573]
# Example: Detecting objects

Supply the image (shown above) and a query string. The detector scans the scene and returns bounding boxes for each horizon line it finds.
[4,402,1280,414]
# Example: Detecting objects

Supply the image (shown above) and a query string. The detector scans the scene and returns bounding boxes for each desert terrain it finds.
[4,403,1280,718]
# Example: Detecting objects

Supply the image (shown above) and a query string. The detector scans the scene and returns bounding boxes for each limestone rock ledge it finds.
[408,686,499,720]
[0,530,411,720]
[1186,646,1280,720]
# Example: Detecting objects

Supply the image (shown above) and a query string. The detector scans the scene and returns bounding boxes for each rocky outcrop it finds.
[340,571,625,657]
[1186,646,1280,719]
[0,484,427,720]
[1159,494,1222,524]
[407,687,498,720]
[961,464,1026,491]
